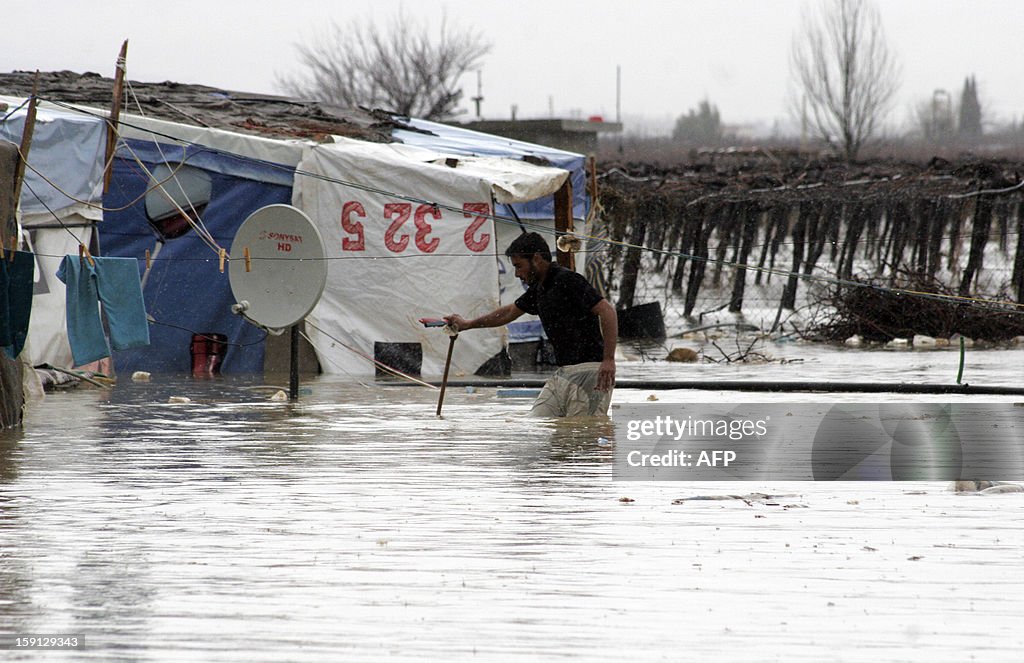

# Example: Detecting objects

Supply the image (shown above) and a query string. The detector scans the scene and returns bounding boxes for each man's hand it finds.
[596,358,616,392]
[444,314,471,332]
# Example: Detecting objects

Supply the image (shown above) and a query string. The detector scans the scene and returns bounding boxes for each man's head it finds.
[506,232,552,286]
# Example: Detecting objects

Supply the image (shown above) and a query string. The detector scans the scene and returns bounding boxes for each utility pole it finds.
[616,65,621,123]
[471,70,483,119]
[616,65,623,154]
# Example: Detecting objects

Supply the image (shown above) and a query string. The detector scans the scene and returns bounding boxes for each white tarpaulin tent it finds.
[394,118,590,345]
[3,91,576,377]
[294,137,569,377]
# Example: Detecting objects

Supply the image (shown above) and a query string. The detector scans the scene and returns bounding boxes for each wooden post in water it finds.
[927,198,948,280]
[671,203,698,294]
[1013,201,1024,303]
[617,209,647,310]
[683,206,712,317]
[959,193,993,297]
[728,202,758,313]
[781,203,809,312]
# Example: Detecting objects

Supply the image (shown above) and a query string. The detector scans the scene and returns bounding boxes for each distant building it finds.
[460,118,622,155]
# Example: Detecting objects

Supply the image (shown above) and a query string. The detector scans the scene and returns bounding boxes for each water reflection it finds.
[0,428,32,642]
[0,356,1022,660]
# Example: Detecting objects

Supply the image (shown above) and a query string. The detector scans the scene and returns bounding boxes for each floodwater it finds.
[2,340,1023,661]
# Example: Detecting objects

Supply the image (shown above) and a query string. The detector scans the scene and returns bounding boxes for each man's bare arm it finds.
[445,304,525,332]
[591,299,618,392]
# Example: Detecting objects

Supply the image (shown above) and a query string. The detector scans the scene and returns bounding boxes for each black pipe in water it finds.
[394,379,1024,396]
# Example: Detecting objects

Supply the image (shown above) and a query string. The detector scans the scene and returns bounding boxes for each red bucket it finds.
[190,333,227,377]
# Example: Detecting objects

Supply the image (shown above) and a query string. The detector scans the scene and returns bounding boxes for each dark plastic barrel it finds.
[617,302,666,339]
[190,333,227,377]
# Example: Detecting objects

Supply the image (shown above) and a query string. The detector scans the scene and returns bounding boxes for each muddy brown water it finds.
[2,343,1023,661]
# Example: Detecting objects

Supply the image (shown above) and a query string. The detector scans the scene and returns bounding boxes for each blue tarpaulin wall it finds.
[393,118,589,222]
[99,140,293,373]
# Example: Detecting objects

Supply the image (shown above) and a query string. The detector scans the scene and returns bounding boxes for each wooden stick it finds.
[145,248,151,270]
[435,334,458,417]
[244,247,251,272]
[41,364,113,390]
[9,72,39,252]
[219,248,226,273]
[103,40,128,194]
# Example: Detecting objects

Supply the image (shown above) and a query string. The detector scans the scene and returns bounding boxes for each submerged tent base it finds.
[393,379,1024,396]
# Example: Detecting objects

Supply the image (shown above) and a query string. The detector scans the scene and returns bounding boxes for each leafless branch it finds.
[790,0,900,160]
[276,11,490,121]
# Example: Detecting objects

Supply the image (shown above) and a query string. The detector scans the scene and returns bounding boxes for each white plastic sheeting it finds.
[0,96,106,224]
[294,138,569,377]
[22,223,92,369]
[117,113,307,187]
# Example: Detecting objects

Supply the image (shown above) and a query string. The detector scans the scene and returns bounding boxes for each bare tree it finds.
[790,0,900,160]
[277,12,490,121]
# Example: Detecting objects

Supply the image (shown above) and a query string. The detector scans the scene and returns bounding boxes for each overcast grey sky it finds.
[5,1,1022,135]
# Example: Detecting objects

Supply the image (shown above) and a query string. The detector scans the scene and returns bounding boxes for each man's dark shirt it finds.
[514,264,605,366]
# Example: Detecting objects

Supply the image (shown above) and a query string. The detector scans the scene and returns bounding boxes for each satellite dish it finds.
[229,204,327,330]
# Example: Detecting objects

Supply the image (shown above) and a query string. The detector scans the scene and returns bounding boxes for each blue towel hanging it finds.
[57,255,150,366]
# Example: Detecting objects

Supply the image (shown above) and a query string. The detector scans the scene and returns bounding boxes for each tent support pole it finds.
[553,179,575,271]
[104,40,128,193]
[11,72,39,213]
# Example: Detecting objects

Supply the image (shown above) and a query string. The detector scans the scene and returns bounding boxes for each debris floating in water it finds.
[168,396,191,404]
[132,371,151,382]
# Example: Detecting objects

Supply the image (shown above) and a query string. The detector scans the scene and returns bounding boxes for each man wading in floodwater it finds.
[446,232,617,417]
